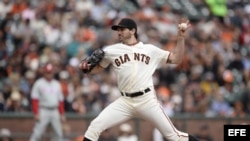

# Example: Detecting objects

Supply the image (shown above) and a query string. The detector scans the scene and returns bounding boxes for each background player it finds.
[30,63,66,141]
[79,18,199,141]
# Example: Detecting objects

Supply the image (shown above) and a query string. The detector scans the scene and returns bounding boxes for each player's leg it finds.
[83,97,135,141]
[50,110,63,141]
[135,91,198,141]
[142,108,189,141]
[30,109,51,141]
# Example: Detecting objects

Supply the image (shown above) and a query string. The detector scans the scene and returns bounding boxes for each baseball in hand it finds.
[179,23,188,30]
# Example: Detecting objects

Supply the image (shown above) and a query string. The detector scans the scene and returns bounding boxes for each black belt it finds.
[120,88,151,98]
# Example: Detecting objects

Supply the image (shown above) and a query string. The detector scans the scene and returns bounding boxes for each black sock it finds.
[83,137,92,141]
[189,134,199,141]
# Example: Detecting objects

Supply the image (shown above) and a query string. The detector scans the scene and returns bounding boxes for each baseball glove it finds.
[80,48,105,73]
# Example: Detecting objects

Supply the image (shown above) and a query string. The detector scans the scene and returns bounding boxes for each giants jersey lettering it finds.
[99,42,170,92]
[114,52,150,66]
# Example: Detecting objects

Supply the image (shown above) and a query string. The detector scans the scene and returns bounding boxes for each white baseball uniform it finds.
[84,42,189,141]
[30,77,64,141]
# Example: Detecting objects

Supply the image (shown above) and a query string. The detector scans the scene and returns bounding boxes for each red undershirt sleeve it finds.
[58,101,65,115]
[32,99,39,115]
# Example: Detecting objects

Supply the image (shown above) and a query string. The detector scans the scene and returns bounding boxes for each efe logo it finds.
[224,124,250,141]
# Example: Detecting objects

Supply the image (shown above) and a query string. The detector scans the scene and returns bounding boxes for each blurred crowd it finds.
[0,0,250,118]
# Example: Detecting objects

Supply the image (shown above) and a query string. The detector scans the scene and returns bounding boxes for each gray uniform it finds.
[30,78,64,141]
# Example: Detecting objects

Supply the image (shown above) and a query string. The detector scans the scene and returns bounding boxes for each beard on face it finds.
[119,32,132,43]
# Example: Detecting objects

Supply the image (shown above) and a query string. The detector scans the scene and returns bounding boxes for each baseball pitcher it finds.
[79,18,199,141]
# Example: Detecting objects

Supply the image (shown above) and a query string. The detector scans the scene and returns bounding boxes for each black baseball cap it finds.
[111,18,137,31]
